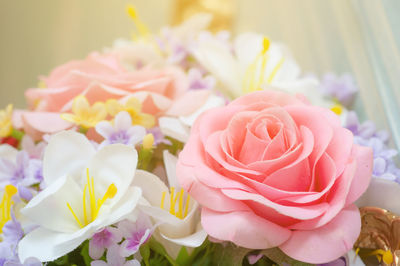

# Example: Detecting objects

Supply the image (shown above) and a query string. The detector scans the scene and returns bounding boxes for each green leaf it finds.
[147,237,178,266]
[46,255,68,265]
[211,242,251,266]
[175,246,190,265]
[140,242,151,266]
[80,241,92,266]
[260,248,314,266]
[10,128,24,140]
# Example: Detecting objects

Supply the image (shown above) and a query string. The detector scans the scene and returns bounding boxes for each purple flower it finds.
[0,151,43,200]
[89,227,123,260]
[188,68,216,90]
[95,112,146,149]
[317,256,347,266]
[0,212,40,266]
[91,245,140,266]
[320,73,358,107]
[345,111,400,183]
[118,216,152,257]
[146,127,171,146]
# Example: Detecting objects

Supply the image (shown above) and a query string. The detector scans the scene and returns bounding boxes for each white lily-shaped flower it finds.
[132,150,206,258]
[18,131,142,262]
[191,32,321,99]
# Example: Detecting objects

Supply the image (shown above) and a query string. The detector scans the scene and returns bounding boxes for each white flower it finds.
[132,150,206,258]
[192,32,314,99]
[18,131,142,262]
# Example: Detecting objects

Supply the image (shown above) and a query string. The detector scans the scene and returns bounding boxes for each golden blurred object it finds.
[171,0,235,31]
[355,207,400,265]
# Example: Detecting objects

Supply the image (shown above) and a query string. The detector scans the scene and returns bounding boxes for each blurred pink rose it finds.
[25,52,188,115]
[177,90,373,264]
[15,52,210,140]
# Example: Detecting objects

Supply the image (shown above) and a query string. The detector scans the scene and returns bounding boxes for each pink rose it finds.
[16,52,210,140]
[177,91,372,264]
[26,52,188,114]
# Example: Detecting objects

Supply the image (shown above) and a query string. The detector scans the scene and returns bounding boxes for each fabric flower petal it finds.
[279,205,361,264]
[43,131,96,186]
[201,208,291,249]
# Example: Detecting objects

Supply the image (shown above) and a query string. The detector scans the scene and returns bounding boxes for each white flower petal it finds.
[234,32,263,69]
[95,121,115,139]
[160,228,207,248]
[21,176,83,233]
[99,186,142,226]
[356,178,400,215]
[159,117,189,143]
[18,225,94,262]
[132,170,168,207]
[179,95,225,127]
[114,111,132,132]
[0,144,18,161]
[87,144,138,210]
[43,131,96,186]
[192,39,241,97]
[127,126,146,146]
[163,150,179,189]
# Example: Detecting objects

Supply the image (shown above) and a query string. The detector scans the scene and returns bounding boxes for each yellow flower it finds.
[61,96,107,129]
[0,104,13,138]
[106,97,155,128]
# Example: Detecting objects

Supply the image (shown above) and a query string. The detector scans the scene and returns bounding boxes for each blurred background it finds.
[0,0,399,149]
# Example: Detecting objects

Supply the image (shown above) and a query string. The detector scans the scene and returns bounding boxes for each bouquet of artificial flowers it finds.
[0,6,399,266]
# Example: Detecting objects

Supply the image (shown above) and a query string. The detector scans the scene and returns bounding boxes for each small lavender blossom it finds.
[146,127,171,146]
[91,244,140,266]
[118,215,152,257]
[0,151,43,200]
[0,212,41,266]
[188,68,216,90]
[95,111,146,149]
[89,227,123,260]
[320,73,358,107]
[345,111,400,182]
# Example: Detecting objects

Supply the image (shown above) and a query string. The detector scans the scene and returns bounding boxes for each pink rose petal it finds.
[280,205,361,264]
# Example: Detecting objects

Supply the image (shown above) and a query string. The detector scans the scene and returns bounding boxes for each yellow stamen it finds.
[169,187,175,215]
[242,37,286,94]
[0,185,17,232]
[126,5,150,38]
[267,57,285,83]
[66,202,83,228]
[262,38,270,54]
[160,191,166,210]
[67,169,117,228]
[161,187,191,220]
